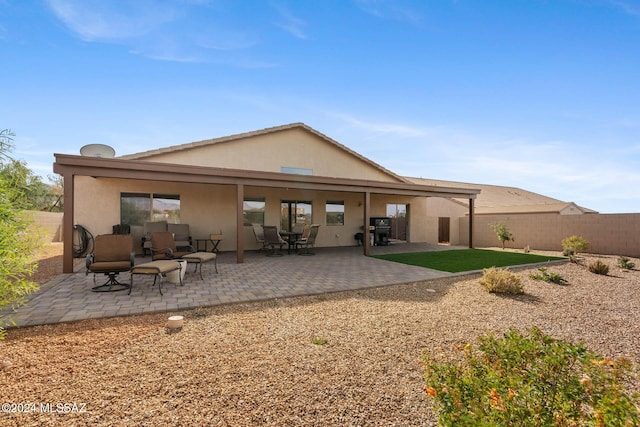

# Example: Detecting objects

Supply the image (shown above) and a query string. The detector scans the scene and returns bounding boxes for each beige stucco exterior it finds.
[66,124,477,260]
[74,176,436,255]
[122,126,404,183]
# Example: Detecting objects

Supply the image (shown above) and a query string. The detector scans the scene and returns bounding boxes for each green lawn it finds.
[373,249,566,273]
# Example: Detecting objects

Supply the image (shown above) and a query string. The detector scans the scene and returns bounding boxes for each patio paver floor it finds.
[1,244,462,328]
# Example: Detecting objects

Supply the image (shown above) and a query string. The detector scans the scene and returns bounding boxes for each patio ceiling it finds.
[54,154,480,272]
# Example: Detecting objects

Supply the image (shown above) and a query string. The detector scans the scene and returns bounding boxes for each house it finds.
[53,123,481,273]
[408,178,598,245]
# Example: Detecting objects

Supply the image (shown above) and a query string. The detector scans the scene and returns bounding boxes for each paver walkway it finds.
[1,244,462,328]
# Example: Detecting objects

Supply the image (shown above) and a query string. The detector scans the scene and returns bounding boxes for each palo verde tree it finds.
[0,129,40,339]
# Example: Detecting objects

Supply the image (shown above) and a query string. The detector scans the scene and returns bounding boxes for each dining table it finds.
[278,231,302,254]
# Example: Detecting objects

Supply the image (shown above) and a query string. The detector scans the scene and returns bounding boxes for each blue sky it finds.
[2,0,639,213]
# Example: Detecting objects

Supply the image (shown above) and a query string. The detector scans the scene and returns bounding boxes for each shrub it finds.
[489,221,515,250]
[529,266,568,285]
[480,267,523,294]
[588,259,610,275]
[561,235,589,256]
[618,256,636,270]
[422,327,640,427]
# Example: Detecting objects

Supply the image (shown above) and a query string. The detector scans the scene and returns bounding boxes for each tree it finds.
[489,220,515,249]
[0,159,54,210]
[0,129,40,339]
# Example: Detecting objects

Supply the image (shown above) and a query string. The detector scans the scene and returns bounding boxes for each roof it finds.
[406,177,597,214]
[53,154,481,199]
[120,122,410,184]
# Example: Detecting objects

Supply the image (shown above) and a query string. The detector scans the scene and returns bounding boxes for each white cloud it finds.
[353,0,423,25]
[608,0,640,17]
[272,3,308,40]
[45,0,270,65]
[47,0,177,41]
[326,112,640,212]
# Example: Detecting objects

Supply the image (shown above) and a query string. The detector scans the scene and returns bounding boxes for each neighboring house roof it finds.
[406,177,597,214]
[120,122,410,184]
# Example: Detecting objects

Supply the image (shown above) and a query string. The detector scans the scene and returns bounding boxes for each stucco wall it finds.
[73,176,427,253]
[141,128,401,182]
[459,213,640,257]
[425,197,468,245]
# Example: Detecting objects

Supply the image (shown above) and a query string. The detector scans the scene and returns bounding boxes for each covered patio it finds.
[1,244,464,328]
[53,153,480,274]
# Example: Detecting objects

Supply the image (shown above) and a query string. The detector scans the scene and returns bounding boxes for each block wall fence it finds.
[459,213,640,257]
[31,211,640,258]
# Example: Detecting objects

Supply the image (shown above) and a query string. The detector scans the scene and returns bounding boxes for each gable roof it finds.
[120,122,409,183]
[407,177,597,214]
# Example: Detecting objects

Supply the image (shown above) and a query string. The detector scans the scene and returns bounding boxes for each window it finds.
[280,200,312,231]
[120,193,180,226]
[281,166,312,175]
[326,200,344,226]
[152,194,181,222]
[244,197,265,225]
[121,193,150,226]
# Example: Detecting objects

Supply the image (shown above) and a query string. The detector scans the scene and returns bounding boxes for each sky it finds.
[1,0,639,214]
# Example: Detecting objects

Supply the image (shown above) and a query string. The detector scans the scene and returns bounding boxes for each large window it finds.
[244,197,265,225]
[326,200,344,226]
[120,193,180,225]
[280,200,312,231]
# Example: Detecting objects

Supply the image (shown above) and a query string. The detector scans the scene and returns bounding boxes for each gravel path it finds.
[1,249,638,426]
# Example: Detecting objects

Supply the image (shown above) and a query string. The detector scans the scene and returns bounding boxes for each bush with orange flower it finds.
[422,327,639,426]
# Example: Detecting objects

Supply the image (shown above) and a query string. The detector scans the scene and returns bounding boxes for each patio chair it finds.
[167,223,192,250]
[86,234,135,292]
[252,223,267,251]
[292,223,305,234]
[150,231,195,261]
[295,224,320,255]
[263,225,286,256]
[142,221,168,255]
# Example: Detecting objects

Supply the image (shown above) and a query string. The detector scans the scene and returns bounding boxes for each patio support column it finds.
[62,172,75,273]
[363,191,370,256]
[469,197,474,248]
[236,183,244,263]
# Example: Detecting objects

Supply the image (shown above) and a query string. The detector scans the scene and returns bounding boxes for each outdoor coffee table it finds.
[130,260,183,296]
[182,252,218,280]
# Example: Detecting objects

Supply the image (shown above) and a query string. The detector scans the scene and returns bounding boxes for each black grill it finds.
[370,217,391,246]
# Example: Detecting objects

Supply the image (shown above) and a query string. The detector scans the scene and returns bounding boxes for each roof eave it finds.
[53,154,481,198]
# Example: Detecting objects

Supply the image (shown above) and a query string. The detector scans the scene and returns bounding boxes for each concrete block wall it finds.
[460,213,640,257]
[28,211,64,242]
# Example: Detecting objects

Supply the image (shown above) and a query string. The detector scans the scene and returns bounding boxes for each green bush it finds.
[588,259,610,275]
[422,328,640,427]
[561,235,589,256]
[618,256,636,270]
[489,221,515,249]
[480,267,524,294]
[529,266,568,285]
[0,130,41,339]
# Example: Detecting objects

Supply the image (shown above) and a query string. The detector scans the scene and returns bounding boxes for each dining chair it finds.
[262,226,286,256]
[252,223,267,251]
[295,224,320,255]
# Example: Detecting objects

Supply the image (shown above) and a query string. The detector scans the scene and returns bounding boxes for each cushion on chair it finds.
[94,235,133,262]
[89,261,133,273]
[132,260,181,275]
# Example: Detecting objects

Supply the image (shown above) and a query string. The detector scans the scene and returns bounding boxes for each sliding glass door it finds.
[280,200,312,231]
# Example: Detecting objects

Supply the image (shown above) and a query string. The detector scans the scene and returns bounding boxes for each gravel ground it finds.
[0,245,639,426]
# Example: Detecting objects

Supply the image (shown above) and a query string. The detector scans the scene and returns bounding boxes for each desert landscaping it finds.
[0,246,638,426]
